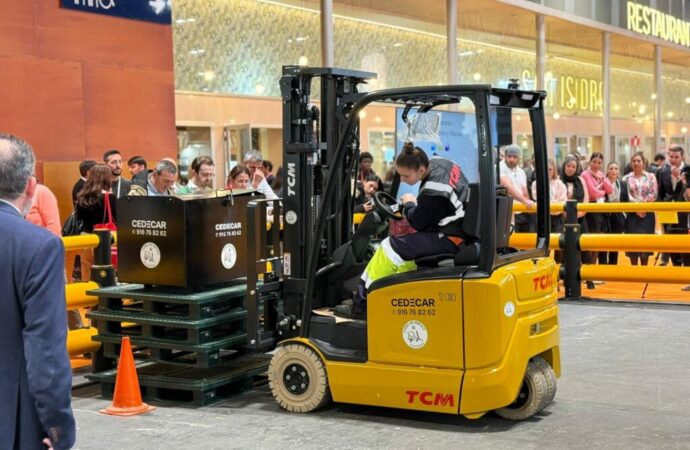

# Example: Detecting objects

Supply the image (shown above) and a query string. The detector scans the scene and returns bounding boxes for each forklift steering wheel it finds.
[372,191,403,221]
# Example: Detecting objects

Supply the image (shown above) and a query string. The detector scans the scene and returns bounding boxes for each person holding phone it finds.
[354,180,379,213]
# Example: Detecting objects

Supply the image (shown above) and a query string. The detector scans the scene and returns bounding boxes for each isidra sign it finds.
[61,0,172,24]
[627,1,690,47]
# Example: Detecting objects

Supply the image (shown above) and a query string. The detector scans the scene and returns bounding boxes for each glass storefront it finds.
[176,126,213,180]
[172,0,689,168]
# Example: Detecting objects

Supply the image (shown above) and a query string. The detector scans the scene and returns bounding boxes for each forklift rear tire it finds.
[269,343,331,413]
[531,356,557,406]
[494,358,550,420]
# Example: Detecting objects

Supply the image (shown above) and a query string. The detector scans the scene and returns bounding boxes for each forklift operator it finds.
[335,142,469,318]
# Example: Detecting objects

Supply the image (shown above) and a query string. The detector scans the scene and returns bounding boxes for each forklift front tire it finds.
[269,343,332,413]
[494,358,550,420]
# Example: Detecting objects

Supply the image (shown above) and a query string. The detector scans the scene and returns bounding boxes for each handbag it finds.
[94,193,116,232]
[94,194,118,266]
[61,211,83,236]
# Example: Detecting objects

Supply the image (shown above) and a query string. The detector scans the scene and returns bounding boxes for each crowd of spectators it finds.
[509,144,689,291]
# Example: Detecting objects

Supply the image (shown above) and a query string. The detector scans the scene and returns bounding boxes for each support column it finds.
[320,0,334,67]
[602,32,612,162]
[536,14,545,91]
[447,0,458,85]
[654,45,663,154]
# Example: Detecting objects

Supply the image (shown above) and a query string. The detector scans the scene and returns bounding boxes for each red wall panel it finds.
[0,55,85,160]
[82,66,176,160]
[0,0,175,218]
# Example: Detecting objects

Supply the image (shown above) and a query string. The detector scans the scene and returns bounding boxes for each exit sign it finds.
[61,0,172,25]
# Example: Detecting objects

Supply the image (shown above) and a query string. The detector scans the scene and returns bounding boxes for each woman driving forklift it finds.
[335,142,470,318]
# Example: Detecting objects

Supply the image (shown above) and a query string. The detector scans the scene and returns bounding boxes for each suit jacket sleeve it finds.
[21,237,76,450]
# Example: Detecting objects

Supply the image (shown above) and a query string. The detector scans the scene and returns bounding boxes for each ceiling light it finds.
[681,126,688,133]
[552,112,560,120]
[375,116,382,123]
[685,97,690,104]
[393,43,403,47]
[472,72,481,81]
[359,111,367,119]
[667,111,674,118]
[203,71,215,82]
[255,83,265,95]
[298,56,309,66]
[650,93,657,100]
[295,36,307,42]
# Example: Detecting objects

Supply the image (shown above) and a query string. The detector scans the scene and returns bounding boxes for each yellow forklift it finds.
[269,67,559,420]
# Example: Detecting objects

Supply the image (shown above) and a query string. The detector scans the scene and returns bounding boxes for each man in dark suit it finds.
[657,145,690,267]
[0,134,76,450]
[71,159,97,205]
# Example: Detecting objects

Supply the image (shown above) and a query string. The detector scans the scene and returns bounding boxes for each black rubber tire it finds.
[531,356,557,406]
[268,343,331,413]
[494,359,549,420]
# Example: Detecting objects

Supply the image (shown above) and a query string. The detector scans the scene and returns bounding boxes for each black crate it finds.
[87,354,270,406]
[116,192,267,289]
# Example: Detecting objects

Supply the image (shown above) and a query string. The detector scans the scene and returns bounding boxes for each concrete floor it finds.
[70,302,690,450]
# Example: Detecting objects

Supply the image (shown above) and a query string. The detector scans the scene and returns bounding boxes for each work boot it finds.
[333,286,366,319]
[333,302,366,319]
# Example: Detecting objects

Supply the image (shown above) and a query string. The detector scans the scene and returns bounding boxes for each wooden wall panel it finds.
[0,0,175,200]
[82,66,176,160]
[0,55,85,161]
[35,8,173,71]
[43,161,82,224]
[0,0,36,26]
[0,25,37,56]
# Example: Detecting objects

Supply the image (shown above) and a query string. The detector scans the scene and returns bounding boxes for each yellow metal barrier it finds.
[61,234,105,357]
[62,234,100,251]
[509,233,561,249]
[66,327,100,356]
[580,264,690,284]
[579,234,690,252]
[65,281,100,309]
[511,233,690,253]
[513,201,690,214]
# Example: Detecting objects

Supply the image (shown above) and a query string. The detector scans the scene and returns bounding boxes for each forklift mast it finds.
[280,66,376,317]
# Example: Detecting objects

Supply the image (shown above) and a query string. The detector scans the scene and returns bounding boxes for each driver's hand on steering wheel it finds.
[400,193,417,205]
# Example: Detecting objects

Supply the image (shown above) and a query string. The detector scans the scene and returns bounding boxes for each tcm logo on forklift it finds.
[532,274,554,291]
[286,162,296,197]
[405,390,455,407]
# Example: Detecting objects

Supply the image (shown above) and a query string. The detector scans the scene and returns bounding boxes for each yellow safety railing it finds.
[513,201,690,214]
[580,264,690,284]
[510,199,690,299]
[62,234,103,357]
[510,233,690,253]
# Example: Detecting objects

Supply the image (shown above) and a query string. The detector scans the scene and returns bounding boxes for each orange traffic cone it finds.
[99,337,155,416]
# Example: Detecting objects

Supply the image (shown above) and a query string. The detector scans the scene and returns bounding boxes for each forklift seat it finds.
[415,184,512,268]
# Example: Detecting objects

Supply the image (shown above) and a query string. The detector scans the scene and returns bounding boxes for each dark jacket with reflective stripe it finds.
[404,156,469,237]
